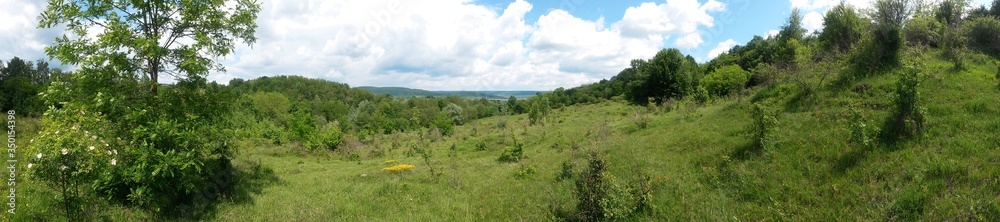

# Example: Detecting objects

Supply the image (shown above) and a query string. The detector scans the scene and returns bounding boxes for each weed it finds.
[747,102,779,152]
[498,137,524,163]
[514,165,537,179]
[556,161,574,181]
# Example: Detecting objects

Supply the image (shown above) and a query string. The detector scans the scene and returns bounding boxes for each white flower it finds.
[107,151,112,155]
[71,125,77,130]
[91,135,97,140]
[113,149,118,155]
[36,153,42,159]
[55,130,59,134]
[29,139,33,143]
[88,146,95,151]
[84,131,89,135]
[104,143,109,147]
[60,165,67,171]
[61,148,68,155]
[27,163,32,169]
[110,159,117,166]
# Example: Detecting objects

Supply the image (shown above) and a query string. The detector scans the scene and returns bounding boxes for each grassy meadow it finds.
[8,49,999,221]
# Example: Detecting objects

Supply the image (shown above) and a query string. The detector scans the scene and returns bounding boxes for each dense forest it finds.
[4,0,1000,221]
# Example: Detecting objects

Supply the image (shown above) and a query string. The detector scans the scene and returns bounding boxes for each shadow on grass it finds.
[730,142,765,161]
[158,158,281,221]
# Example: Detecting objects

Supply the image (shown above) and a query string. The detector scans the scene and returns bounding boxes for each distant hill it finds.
[356,86,541,99]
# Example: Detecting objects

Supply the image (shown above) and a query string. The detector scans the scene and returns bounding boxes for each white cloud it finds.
[766,29,780,38]
[790,0,840,10]
[802,11,824,33]
[613,0,725,49]
[0,0,66,68]
[707,39,739,60]
[6,0,730,91]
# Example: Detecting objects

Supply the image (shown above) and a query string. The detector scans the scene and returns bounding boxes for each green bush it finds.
[964,12,1000,56]
[700,65,750,97]
[497,137,524,163]
[572,151,647,221]
[26,104,120,218]
[821,2,866,51]
[846,107,877,148]
[889,65,926,139]
[318,121,343,150]
[748,102,779,151]
[903,15,941,46]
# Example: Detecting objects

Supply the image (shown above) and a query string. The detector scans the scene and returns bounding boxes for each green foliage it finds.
[571,151,646,221]
[889,65,927,139]
[701,65,750,97]
[889,185,930,221]
[443,103,464,125]
[904,14,942,46]
[693,85,710,105]
[964,16,1000,57]
[433,115,455,136]
[475,140,488,151]
[528,98,550,125]
[747,102,779,151]
[853,0,913,76]
[513,165,537,179]
[821,3,866,51]
[557,161,574,181]
[846,107,877,148]
[497,137,524,163]
[779,8,805,43]
[626,49,698,105]
[27,104,120,218]
[0,57,48,116]
[318,121,343,150]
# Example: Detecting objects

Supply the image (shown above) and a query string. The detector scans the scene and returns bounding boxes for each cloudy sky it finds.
[1,0,993,90]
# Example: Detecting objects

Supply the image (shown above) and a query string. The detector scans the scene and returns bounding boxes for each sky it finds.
[0,0,993,91]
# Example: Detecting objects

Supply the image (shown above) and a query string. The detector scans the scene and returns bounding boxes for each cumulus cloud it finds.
[614,0,725,49]
[802,11,824,33]
[707,39,739,60]
[0,0,66,68]
[5,0,730,91]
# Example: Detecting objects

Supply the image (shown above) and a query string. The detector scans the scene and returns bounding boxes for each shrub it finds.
[693,85,710,105]
[27,104,120,218]
[748,102,779,151]
[476,140,488,151]
[964,10,1000,56]
[497,137,524,163]
[889,65,926,139]
[821,2,866,51]
[557,161,574,181]
[846,106,877,148]
[514,165,537,179]
[573,151,644,221]
[701,65,750,97]
[903,15,941,46]
[632,110,650,129]
[318,121,343,150]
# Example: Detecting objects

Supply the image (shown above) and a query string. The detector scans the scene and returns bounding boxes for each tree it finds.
[853,0,913,75]
[779,8,806,44]
[34,0,261,214]
[39,0,261,96]
[821,2,866,51]
[700,65,750,97]
[626,48,698,106]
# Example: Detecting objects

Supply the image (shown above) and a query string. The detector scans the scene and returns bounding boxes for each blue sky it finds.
[1,0,995,91]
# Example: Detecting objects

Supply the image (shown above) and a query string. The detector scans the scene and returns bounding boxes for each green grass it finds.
[6,50,1000,221]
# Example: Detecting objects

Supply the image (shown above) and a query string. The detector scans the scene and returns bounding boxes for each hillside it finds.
[13,48,993,221]
[356,86,541,99]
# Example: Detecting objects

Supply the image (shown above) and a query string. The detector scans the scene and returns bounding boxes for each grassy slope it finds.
[6,50,999,221]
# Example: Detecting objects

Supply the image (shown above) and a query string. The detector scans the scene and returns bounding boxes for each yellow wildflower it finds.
[381,164,415,173]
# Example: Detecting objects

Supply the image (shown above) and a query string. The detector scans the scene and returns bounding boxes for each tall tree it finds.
[820,2,865,51]
[38,0,261,96]
[779,8,806,43]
